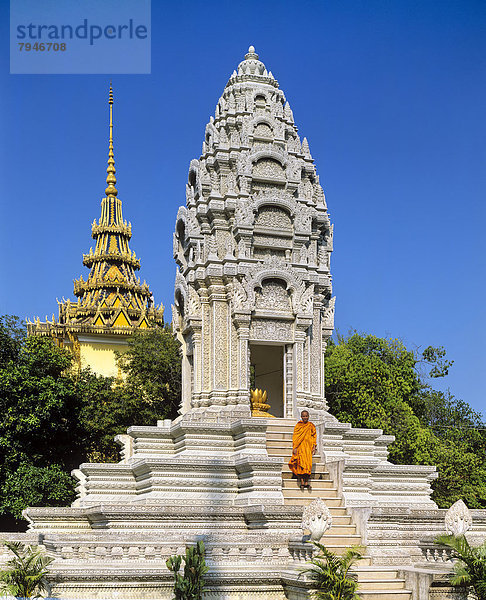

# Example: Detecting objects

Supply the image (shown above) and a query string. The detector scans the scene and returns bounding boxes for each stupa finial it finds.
[105,82,118,198]
[245,45,259,60]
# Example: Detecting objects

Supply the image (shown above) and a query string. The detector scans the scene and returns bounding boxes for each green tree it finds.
[0,540,53,599]
[325,332,486,508]
[77,325,182,461]
[0,315,183,525]
[435,534,486,599]
[117,325,181,419]
[0,320,85,525]
[0,464,76,520]
[0,316,26,369]
[301,542,364,600]
[0,334,84,472]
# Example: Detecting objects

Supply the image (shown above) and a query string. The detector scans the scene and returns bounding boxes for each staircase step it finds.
[267,448,323,461]
[320,534,362,545]
[323,514,353,525]
[281,464,328,475]
[355,568,400,581]
[284,497,343,507]
[266,422,300,432]
[283,479,334,490]
[282,470,331,480]
[324,524,357,535]
[266,437,293,444]
[266,432,293,441]
[283,488,339,499]
[358,580,406,591]
[357,592,411,600]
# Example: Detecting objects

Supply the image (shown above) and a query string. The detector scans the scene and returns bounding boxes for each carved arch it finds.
[252,156,286,181]
[252,89,270,105]
[250,115,275,136]
[253,194,296,216]
[174,271,188,319]
[253,122,274,138]
[250,150,287,167]
[246,267,304,312]
[254,277,292,312]
[175,205,200,238]
[188,159,199,188]
[254,205,292,231]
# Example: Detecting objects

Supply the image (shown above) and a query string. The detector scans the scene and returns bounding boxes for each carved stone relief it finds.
[254,122,273,138]
[253,158,285,180]
[254,206,292,231]
[250,319,293,342]
[255,279,292,312]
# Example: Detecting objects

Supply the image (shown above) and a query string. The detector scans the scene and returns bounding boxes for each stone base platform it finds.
[0,414,485,599]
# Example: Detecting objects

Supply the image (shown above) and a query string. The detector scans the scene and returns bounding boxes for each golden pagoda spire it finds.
[105,82,118,198]
[28,82,164,366]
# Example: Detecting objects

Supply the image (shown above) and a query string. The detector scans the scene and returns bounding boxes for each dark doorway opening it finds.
[250,344,284,418]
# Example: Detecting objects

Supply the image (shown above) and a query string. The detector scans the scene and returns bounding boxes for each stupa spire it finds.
[29,84,164,345]
[105,83,118,198]
[245,45,258,59]
[226,45,278,89]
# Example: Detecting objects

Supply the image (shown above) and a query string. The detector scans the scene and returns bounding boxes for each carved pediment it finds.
[255,278,292,313]
[254,206,292,232]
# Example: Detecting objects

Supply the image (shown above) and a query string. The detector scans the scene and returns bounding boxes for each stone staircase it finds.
[266,420,412,600]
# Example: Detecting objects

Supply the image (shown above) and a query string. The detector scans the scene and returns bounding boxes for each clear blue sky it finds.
[1,0,485,416]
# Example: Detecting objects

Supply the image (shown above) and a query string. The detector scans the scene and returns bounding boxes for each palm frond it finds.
[435,533,486,599]
[300,542,365,600]
[0,540,53,599]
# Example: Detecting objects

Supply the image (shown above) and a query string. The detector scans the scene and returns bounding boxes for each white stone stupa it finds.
[2,47,486,600]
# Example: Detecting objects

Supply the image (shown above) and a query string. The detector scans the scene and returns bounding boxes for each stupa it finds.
[27,85,164,378]
[172,45,333,420]
[3,48,486,600]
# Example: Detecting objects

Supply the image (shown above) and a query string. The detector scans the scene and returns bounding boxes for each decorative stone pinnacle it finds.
[302,499,333,541]
[245,45,258,60]
[445,499,472,536]
[105,82,118,198]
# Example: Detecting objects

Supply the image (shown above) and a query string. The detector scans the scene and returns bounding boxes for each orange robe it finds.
[288,421,316,476]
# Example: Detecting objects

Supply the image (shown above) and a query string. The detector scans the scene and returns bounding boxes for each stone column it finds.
[199,289,211,407]
[208,282,228,404]
[190,323,202,408]
[294,327,306,413]
[233,312,251,408]
[284,343,295,418]
[181,342,192,414]
[295,317,313,414]
[321,335,329,412]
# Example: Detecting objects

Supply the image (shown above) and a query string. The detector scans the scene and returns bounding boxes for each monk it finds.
[288,410,317,489]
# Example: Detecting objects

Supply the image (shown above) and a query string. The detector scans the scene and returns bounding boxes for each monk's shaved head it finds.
[301,410,309,417]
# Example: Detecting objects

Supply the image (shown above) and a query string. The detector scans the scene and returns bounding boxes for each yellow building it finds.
[28,86,164,377]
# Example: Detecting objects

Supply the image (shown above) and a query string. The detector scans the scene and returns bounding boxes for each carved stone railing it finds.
[287,539,315,563]
[420,545,454,564]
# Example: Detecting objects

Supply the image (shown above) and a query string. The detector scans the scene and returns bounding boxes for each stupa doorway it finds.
[250,343,285,418]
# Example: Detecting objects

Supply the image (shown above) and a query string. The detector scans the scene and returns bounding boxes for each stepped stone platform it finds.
[1,414,484,599]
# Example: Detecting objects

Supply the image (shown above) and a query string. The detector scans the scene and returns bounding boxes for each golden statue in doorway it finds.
[250,388,276,418]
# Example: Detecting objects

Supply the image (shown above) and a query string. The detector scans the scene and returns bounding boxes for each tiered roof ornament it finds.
[29,85,163,343]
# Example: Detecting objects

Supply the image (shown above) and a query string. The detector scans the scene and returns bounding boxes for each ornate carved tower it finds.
[173,47,334,418]
[29,85,164,377]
